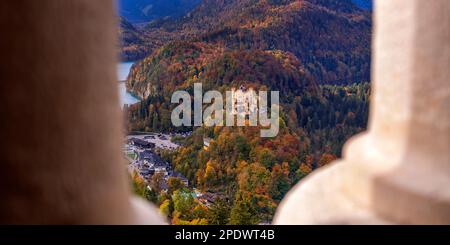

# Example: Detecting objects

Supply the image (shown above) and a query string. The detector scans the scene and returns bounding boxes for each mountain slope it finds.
[118,0,202,24]
[119,17,149,61]
[128,0,371,91]
[194,0,372,84]
[126,41,318,99]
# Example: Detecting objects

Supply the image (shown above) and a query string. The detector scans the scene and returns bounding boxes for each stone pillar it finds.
[0,0,164,224]
[274,0,450,224]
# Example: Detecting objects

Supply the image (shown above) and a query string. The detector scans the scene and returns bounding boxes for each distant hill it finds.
[117,0,202,24]
[119,17,149,61]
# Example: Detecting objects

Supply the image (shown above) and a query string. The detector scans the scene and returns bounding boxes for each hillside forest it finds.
[122,0,372,224]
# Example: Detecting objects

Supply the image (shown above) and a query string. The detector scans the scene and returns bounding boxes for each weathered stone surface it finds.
[0,0,165,224]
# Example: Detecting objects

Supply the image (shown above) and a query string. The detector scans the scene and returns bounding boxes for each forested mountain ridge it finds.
[119,17,149,61]
[125,0,371,87]
[126,42,318,100]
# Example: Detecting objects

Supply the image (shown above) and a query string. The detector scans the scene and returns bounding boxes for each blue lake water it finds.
[117,62,140,106]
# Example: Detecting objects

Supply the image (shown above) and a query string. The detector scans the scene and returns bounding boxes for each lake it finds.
[117,62,140,106]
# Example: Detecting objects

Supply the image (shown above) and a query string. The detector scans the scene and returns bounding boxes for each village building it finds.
[129,138,155,149]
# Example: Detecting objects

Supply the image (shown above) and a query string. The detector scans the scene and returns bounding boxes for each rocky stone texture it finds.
[0,0,165,224]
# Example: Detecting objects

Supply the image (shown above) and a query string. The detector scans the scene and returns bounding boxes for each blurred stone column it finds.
[0,0,164,224]
[274,0,450,224]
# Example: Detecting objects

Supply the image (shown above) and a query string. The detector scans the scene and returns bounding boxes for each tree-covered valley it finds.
[121,0,372,224]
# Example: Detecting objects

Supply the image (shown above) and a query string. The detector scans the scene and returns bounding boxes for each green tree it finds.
[269,163,291,201]
[229,193,258,225]
[159,199,172,217]
[168,177,184,195]
[172,189,195,220]
[207,198,231,225]
[258,148,276,169]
